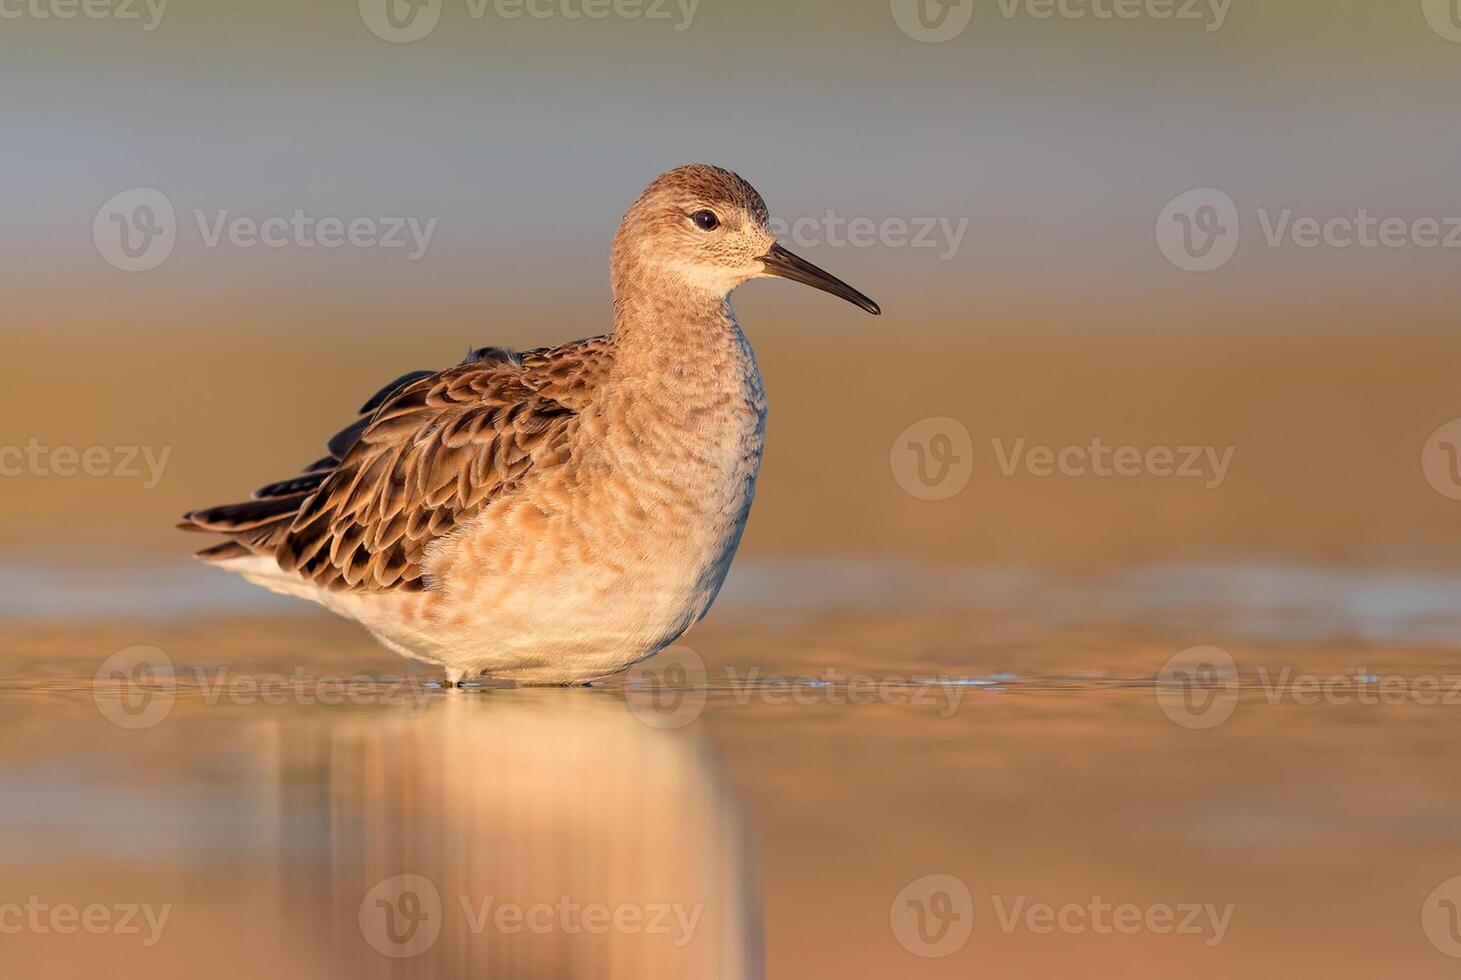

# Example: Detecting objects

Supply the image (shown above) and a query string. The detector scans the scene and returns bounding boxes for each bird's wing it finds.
[182,346,579,593]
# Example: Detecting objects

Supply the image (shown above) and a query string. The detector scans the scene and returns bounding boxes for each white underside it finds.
[221,498,749,685]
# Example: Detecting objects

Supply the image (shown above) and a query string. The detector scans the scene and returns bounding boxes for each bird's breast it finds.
[432,334,766,662]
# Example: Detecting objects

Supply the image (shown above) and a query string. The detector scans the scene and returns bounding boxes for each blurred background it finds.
[3,0,1460,576]
[5,0,1461,977]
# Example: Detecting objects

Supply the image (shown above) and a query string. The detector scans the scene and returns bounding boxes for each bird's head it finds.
[612,164,880,315]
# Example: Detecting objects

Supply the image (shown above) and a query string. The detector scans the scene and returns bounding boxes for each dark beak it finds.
[757,243,881,316]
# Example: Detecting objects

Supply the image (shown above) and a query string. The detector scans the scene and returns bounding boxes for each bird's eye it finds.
[691,209,721,231]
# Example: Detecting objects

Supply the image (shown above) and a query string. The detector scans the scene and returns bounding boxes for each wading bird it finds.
[181,165,880,685]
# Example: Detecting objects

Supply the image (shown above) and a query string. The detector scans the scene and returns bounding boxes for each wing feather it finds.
[276,359,577,592]
[181,339,607,579]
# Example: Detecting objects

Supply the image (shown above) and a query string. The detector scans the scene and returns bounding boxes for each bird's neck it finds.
[609,282,751,390]
[599,282,765,491]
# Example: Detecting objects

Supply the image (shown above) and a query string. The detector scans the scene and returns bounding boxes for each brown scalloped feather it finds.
[179,336,617,592]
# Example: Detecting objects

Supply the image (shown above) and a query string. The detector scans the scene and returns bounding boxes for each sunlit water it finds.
[3,561,1461,978]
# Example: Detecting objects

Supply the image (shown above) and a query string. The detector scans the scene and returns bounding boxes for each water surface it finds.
[3,562,1461,977]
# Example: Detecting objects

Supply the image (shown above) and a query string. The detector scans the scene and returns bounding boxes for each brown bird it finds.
[180,164,880,685]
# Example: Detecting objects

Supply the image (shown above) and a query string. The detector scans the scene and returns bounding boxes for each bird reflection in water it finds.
[267,692,761,979]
